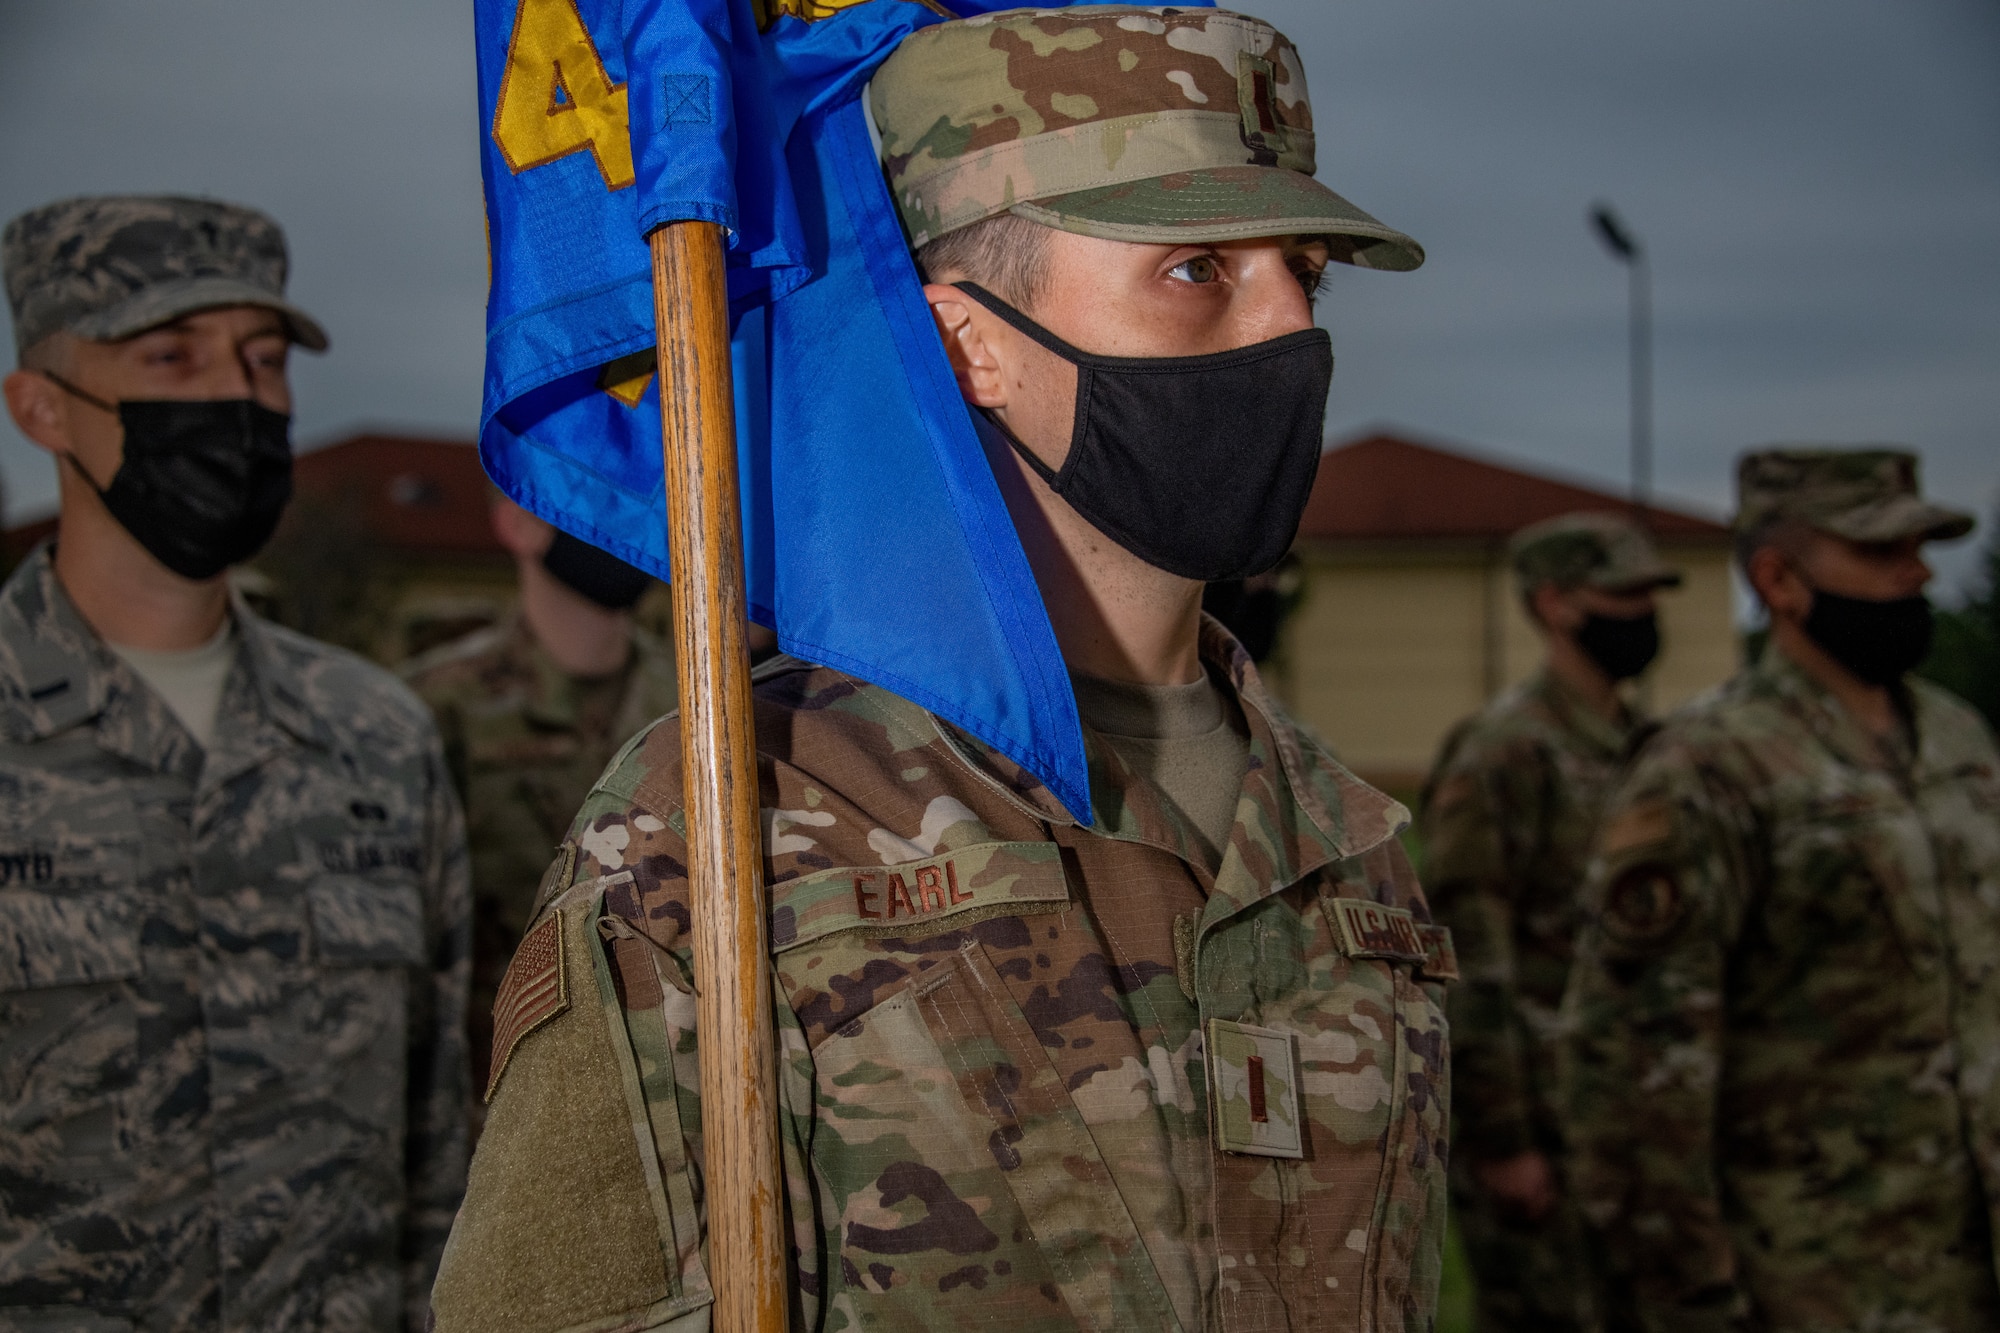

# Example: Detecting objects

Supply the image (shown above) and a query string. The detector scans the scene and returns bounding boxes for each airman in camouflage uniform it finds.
[437,627,1454,1332]
[0,196,470,1331]
[1562,449,1999,1331]
[432,9,1449,1330]
[1422,513,1681,1333]
[403,499,675,1110]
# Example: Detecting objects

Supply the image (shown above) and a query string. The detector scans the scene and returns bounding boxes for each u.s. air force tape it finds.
[1324,894,1458,981]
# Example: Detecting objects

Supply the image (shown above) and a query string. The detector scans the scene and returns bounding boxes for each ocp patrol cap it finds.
[1735,447,1973,544]
[1509,511,1682,594]
[869,7,1424,271]
[3,195,328,356]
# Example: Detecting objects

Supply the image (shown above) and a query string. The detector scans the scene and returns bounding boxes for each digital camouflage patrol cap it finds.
[1735,447,1973,544]
[869,7,1424,269]
[1509,511,1682,595]
[3,195,328,356]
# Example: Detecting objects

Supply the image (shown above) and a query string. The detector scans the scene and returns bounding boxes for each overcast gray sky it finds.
[3,0,1996,595]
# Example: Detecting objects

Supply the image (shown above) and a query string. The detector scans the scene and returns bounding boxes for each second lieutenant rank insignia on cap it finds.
[486,912,569,1102]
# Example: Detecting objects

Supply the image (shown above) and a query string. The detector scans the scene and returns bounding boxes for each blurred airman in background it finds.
[1563,448,1999,1330]
[402,496,674,1120]
[1422,510,1680,1332]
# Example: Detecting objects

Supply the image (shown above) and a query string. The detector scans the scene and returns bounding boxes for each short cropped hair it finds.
[914,212,1053,310]
[16,333,71,374]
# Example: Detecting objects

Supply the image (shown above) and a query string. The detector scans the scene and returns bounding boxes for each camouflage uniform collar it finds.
[227,583,337,753]
[502,610,661,735]
[931,617,1407,909]
[0,544,329,762]
[0,544,202,772]
[1530,668,1638,758]
[514,612,602,729]
[1753,642,1913,775]
[1195,616,1409,912]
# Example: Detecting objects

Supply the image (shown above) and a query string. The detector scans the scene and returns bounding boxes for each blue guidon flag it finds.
[473,0,1147,822]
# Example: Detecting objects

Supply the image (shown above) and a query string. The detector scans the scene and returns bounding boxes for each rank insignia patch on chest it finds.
[1207,1018,1305,1158]
[486,913,568,1102]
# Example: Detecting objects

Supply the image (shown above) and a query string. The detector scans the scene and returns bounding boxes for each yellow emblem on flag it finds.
[491,0,636,191]
[754,0,952,31]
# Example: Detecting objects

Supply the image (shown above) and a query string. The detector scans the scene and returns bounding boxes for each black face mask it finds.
[1803,589,1933,686]
[47,373,293,581]
[1574,610,1660,681]
[955,282,1334,582]
[542,529,652,610]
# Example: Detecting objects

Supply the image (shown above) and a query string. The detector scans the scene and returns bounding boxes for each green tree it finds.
[1919,510,2000,730]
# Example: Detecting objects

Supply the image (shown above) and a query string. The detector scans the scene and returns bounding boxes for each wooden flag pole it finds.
[650,219,790,1331]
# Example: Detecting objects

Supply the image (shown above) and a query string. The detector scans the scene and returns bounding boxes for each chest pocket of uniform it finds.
[773,843,1176,1326]
[0,888,142,992]
[0,889,143,1150]
[808,936,1177,1330]
[1792,791,1946,977]
[1297,884,1452,1306]
[307,875,427,967]
[1285,890,1427,1149]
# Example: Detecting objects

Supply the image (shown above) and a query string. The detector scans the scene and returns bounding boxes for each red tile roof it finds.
[1301,433,1729,543]
[8,428,1729,564]
[288,433,499,555]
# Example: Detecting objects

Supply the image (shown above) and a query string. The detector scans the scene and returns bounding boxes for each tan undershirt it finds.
[108,620,236,751]
[1071,666,1251,868]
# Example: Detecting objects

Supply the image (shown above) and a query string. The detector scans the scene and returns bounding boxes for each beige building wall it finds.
[1273,541,1738,789]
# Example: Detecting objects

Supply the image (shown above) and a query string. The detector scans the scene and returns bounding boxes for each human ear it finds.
[923,284,1009,409]
[1531,583,1581,633]
[1746,545,1811,621]
[2,370,72,455]
[490,497,556,560]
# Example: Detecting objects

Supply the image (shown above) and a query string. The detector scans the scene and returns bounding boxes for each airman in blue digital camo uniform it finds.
[0,195,471,1332]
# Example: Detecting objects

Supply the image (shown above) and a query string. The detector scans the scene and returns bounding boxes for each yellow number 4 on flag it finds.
[492,0,636,191]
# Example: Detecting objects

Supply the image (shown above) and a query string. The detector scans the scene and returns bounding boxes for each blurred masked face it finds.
[1790,532,1932,603]
[1534,583,1663,681]
[1757,531,1934,686]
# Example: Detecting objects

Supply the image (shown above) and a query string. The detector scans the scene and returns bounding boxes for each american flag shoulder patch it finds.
[485,912,569,1102]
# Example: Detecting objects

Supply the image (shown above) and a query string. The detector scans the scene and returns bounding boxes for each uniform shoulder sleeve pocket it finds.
[307,874,427,967]
[431,886,709,1333]
[0,889,142,991]
[1589,797,1693,953]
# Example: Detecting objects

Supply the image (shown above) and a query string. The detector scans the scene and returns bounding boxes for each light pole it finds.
[1589,202,1651,516]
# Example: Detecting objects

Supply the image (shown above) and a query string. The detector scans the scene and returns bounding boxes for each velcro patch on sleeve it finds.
[1325,895,1429,964]
[768,840,1068,952]
[486,912,569,1102]
[1417,923,1459,982]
